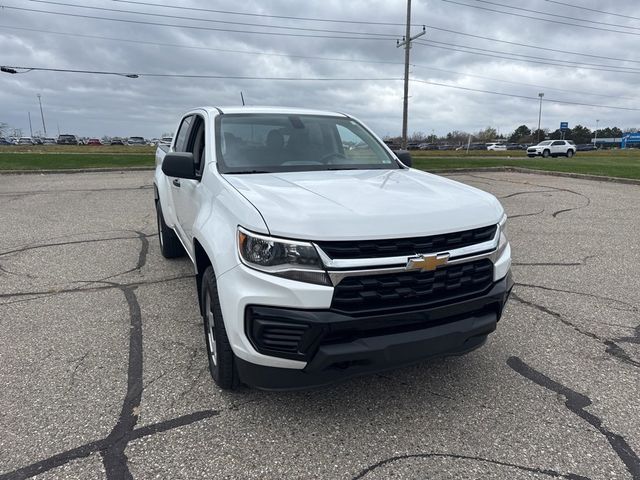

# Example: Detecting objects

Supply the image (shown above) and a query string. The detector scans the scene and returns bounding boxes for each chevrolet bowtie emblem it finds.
[406,253,450,272]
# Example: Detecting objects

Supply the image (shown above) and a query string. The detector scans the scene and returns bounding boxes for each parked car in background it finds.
[57,134,79,145]
[486,143,507,151]
[418,143,438,150]
[159,136,173,146]
[17,137,34,145]
[0,137,11,145]
[505,143,523,150]
[42,137,57,145]
[527,140,577,158]
[466,143,486,150]
[576,144,597,152]
[110,137,125,145]
[87,138,102,146]
[127,136,146,146]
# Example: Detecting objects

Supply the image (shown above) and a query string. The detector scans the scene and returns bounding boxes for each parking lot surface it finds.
[1,170,638,480]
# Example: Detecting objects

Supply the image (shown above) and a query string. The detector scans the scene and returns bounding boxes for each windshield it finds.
[215,114,399,174]
[537,140,553,146]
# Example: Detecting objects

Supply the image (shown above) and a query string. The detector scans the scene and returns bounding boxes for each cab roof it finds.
[200,106,348,117]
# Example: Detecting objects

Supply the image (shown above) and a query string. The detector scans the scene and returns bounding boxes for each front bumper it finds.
[236,272,513,390]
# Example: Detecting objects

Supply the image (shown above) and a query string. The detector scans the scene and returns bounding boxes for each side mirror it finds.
[393,149,412,168]
[161,152,197,179]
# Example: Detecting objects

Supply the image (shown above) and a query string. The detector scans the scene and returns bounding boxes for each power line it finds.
[1,5,393,40]
[415,41,640,75]
[111,0,418,27]
[544,0,640,22]
[471,0,640,31]
[410,78,640,111]
[2,24,635,100]
[0,66,402,81]
[411,65,634,100]
[441,0,640,37]
[5,64,639,111]
[0,25,402,65]
[422,25,640,65]
[26,0,399,38]
[421,39,640,72]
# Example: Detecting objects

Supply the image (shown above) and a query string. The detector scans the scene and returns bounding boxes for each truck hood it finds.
[224,169,503,241]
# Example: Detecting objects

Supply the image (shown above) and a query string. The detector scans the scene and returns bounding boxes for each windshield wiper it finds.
[326,167,359,170]
[226,169,270,174]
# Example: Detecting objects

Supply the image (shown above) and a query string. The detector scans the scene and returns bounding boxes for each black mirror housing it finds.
[393,150,412,168]
[161,152,198,179]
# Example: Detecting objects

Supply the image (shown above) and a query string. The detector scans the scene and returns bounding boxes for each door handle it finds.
[172,178,181,187]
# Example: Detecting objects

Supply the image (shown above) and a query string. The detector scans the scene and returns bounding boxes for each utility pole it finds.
[28,112,33,137]
[593,119,599,147]
[37,94,47,136]
[397,0,425,149]
[537,92,544,143]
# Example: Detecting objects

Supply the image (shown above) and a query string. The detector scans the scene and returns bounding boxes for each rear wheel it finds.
[566,149,574,158]
[201,266,237,390]
[156,201,184,258]
[542,149,550,158]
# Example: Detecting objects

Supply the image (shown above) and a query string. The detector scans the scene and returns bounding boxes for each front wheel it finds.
[566,149,574,158]
[201,266,238,390]
[156,201,184,258]
[542,149,550,158]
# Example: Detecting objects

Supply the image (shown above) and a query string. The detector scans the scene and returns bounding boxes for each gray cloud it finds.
[1,0,638,138]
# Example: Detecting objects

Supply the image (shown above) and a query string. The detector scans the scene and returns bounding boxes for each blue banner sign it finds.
[560,122,569,130]
[621,132,640,148]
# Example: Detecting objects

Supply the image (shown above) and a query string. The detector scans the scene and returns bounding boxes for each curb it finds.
[0,166,638,186]
[430,166,640,186]
[0,167,156,175]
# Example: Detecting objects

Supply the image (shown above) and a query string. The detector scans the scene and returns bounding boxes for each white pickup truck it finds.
[154,106,512,390]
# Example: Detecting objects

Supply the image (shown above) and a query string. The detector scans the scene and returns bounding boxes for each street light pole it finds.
[594,119,599,147]
[37,94,47,136]
[537,92,544,143]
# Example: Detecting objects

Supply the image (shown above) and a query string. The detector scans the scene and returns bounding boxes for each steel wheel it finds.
[204,289,217,366]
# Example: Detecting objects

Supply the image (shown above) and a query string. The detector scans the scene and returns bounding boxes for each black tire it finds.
[201,266,237,390]
[566,149,574,158]
[542,149,550,158]
[156,201,184,258]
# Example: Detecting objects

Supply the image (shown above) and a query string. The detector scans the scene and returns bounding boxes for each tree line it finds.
[387,124,635,146]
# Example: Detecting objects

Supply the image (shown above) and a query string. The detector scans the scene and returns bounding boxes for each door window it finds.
[174,115,194,152]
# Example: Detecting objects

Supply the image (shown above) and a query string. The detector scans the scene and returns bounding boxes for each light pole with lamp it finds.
[593,119,599,148]
[537,93,544,143]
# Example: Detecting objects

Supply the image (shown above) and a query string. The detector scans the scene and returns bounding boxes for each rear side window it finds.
[174,115,194,152]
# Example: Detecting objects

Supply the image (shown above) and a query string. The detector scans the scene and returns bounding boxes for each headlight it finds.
[498,213,508,239]
[237,228,331,286]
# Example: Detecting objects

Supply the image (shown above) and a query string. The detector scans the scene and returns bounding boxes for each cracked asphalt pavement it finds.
[0,170,638,479]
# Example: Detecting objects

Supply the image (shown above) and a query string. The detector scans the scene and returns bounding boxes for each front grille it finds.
[316,225,496,259]
[331,259,494,314]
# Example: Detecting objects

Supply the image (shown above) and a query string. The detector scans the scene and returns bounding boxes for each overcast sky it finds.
[1,0,638,138]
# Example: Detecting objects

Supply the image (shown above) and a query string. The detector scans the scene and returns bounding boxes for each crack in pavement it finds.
[508,356,640,479]
[512,293,640,369]
[0,232,155,258]
[465,173,591,218]
[0,279,217,480]
[515,282,638,313]
[513,255,596,267]
[350,452,591,479]
[509,209,545,219]
[0,410,219,480]
[0,274,194,304]
[0,185,153,197]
